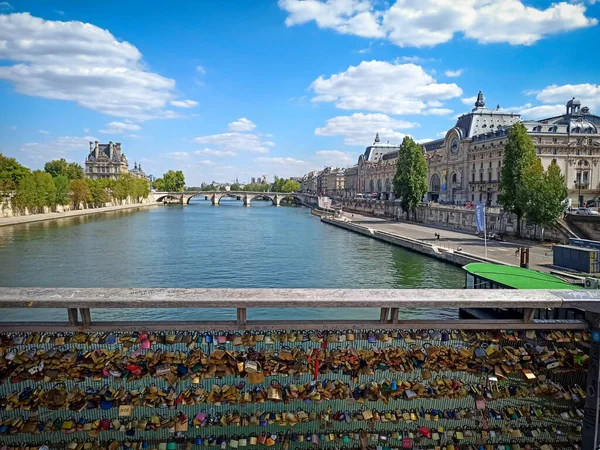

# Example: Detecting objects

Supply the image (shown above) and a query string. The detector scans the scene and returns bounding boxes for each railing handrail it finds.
[0,287,577,309]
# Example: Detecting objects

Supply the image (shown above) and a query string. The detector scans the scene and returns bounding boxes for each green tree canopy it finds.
[499,123,540,237]
[161,170,185,192]
[0,152,30,193]
[393,136,428,219]
[70,179,91,209]
[152,178,165,191]
[230,183,241,191]
[53,175,70,206]
[14,171,56,212]
[87,179,110,207]
[281,179,300,193]
[526,160,568,238]
[44,158,84,180]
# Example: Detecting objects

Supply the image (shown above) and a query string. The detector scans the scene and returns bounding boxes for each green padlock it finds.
[167,442,177,450]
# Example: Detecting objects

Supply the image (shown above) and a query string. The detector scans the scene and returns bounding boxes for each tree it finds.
[13,171,56,212]
[219,185,226,191]
[281,180,300,193]
[201,184,215,191]
[527,160,568,240]
[113,173,133,202]
[162,170,185,192]
[153,178,165,191]
[131,178,150,202]
[54,175,70,206]
[393,136,428,220]
[230,183,241,191]
[499,123,540,237]
[70,179,91,209]
[0,152,30,193]
[88,179,110,207]
[44,158,84,180]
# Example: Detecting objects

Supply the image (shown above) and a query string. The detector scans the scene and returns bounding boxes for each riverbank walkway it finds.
[0,202,157,227]
[341,212,555,273]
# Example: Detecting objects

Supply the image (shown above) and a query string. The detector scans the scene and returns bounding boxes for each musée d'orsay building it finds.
[344,92,600,207]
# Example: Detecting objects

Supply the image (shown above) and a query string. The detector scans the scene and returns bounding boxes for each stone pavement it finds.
[0,202,157,227]
[343,212,555,273]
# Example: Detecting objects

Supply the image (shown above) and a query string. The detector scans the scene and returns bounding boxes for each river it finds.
[0,199,463,322]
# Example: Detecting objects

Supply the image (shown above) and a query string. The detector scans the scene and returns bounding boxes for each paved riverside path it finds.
[341,212,555,273]
[0,202,158,227]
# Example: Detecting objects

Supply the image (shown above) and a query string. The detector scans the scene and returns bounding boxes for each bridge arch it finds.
[155,194,182,203]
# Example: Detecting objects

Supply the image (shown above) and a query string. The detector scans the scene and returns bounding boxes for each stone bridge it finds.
[150,191,316,207]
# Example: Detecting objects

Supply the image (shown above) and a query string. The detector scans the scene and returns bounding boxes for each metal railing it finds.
[0,288,596,331]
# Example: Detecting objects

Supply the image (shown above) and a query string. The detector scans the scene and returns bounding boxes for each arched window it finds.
[377,179,382,192]
[430,174,441,192]
[451,173,457,184]
[584,160,590,167]
[385,178,392,192]
[369,179,374,192]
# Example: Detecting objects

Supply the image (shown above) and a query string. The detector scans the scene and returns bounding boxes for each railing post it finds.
[79,308,91,326]
[379,308,389,323]
[582,312,600,449]
[67,308,79,325]
[389,308,399,324]
[237,308,247,325]
[522,308,535,323]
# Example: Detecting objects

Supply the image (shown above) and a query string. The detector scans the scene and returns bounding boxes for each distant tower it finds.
[374,133,380,143]
[474,91,485,108]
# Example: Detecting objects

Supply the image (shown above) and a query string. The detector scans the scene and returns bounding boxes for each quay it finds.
[0,202,158,227]
[322,212,557,273]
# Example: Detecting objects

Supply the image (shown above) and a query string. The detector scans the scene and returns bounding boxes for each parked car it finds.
[573,207,599,216]
[585,200,597,208]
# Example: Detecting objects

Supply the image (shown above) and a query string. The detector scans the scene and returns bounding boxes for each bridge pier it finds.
[243,195,251,207]
[211,195,219,206]
[273,195,280,207]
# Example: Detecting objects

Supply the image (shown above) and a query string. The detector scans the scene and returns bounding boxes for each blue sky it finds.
[1,0,599,185]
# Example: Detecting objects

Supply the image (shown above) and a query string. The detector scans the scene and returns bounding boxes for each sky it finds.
[0,0,599,185]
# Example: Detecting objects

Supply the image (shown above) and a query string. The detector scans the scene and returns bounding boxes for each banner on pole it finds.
[475,203,485,233]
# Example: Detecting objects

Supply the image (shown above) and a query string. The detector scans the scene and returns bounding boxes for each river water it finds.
[0,199,463,322]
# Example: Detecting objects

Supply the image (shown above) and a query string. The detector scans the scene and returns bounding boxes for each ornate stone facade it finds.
[85,141,129,180]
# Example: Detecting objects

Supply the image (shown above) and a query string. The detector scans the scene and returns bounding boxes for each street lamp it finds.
[575,180,582,208]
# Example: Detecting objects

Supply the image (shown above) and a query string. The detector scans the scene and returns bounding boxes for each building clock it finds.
[450,139,458,154]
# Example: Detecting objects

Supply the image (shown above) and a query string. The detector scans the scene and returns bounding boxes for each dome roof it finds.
[567,97,581,107]
[569,117,597,133]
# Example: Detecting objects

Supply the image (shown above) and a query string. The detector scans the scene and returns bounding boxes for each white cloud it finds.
[309,60,462,114]
[228,118,256,132]
[426,100,443,107]
[0,13,183,121]
[196,66,206,74]
[280,0,596,47]
[195,148,237,157]
[255,157,307,166]
[0,2,12,11]
[170,99,198,108]
[83,128,89,133]
[100,121,142,134]
[165,151,190,160]
[279,0,385,39]
[396,56,433,63]
[314,150,357,166]
[424,108,453,115]
[500,103,565,119]
[38,129,50,134]
[436,131,447,138]
[197,160,216,166]
[445,69,463,77]
[461,96,477,105]
[315,113,418,146]
[535,83,600,111]
[19,135,96,163]
[193,132,274,154]
[416,138,433,144]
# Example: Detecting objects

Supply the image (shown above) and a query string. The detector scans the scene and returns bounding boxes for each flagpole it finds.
[483,204,488,259]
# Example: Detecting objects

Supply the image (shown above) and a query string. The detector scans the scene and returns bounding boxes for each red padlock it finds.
[418,426,431,439]
[402,438,412,449]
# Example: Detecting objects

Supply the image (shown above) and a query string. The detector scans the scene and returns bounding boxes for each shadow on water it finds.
[0,203,463,322]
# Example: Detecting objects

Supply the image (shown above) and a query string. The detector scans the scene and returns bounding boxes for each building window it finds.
[576,149,580,155]
[552,148,557,155]
[472,164,475,170]
[480,163,483,169]
[583,171,589,183]
[430,174,441,192]
[488,172,492,182]
[537,137,542,143]
[472,194,474,201]
[553,138,557,144]
[479,193,483,202]
[489,161,492,168]
[537,148,541,154]
[472,173,475,183]
[479,173,483,182]
[451,173,457,184]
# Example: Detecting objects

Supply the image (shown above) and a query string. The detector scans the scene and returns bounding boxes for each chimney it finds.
[89,141,93,152]
[94,141,99,159]
[109,141,114,160]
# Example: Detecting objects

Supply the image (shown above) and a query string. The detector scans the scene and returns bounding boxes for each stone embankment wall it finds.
[338,199,567,242]
[566,215,600,240]
[0,196,150,218]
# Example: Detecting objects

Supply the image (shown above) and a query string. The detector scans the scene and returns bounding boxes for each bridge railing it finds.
[0,288,595,331]
[0,288,598,449]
